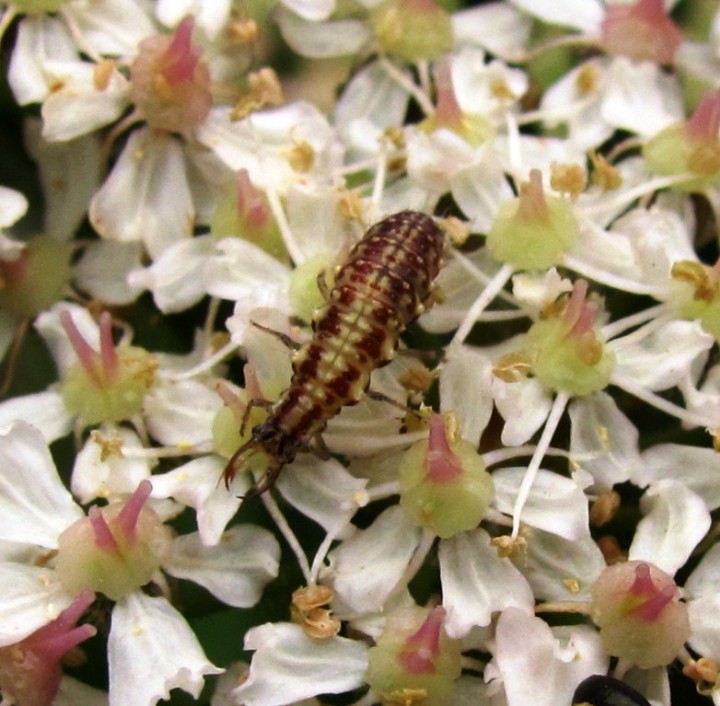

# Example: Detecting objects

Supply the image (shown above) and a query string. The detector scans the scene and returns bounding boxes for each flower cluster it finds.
[0,0,720,705]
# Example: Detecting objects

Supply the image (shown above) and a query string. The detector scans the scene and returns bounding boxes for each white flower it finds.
[0,421,281,705]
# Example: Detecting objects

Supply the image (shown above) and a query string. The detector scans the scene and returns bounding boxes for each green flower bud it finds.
[56,481,172,601]
[486,169,578,271]
[366,606,462,706]
[643,89,720,192]
[399,414,494,538]
[521,280,614,396]
[670,259,720,341]
[591,561,689,669]
[211,170,289,263]
[59,311,157,425]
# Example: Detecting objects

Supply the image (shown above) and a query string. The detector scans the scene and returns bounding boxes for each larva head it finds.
[222,422,299,493]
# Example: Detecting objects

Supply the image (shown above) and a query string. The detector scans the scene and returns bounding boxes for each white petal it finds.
[41,61,129,141]
[0,421,82,548]
[601,58,684,137]
[8,16,76,105]
[439,343,493,445]
[334,60,410,155]
[144,378,221,446]
[89,127,194,258]
[62,0,158,56]
[128,234,214,312]
[489,607,608,706]
[74,240,144,305]
[640,444,720,511]
[439,529,534,637]
[150,455,244,546]
[233,623,367,706]
[325,505,422,613]
[450,157,514,232]
[611,319,713,392]
[284,184,353,262]
[568,392,642,488]
[108,593,222,706]
[275,7,371,58]
[493,377,552,446]
[280,0,335,21]
[492,467,590,540]
[522,527,606,601]
[686,542,720,599]
[0,563,72,645]
[203,237,291,302]
[196,103,335,192]
[0,390,73,444]
[164,526,280,607]
[506,0,604,34]
[276,456,367,537]
[156,0,232,40]
[0,186,28,228]
[688,592,720,662]
[452,48,528,115]
[71,427,153,504]
[629,479,710,574]
[452,3,532,58]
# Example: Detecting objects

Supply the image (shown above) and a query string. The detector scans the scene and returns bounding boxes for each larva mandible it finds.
[223,210,445,493]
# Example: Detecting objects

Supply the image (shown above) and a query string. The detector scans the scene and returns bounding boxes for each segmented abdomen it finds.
[269,210,444,443]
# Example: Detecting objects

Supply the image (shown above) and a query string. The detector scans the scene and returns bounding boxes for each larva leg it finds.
[309,433,332,460]
[365,389,419,417]
[240,397,272,435]
[316,269,334,302]
[250,320,301,351]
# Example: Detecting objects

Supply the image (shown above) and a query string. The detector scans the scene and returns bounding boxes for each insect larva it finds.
[223,210,445,492]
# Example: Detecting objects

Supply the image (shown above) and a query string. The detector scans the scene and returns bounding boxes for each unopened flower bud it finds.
[521,280,615,396]
[366,606,461,706]
[486,169,579,270]
[60,312,157,425]
[399,413,494,538]
[643,89,720,192]
[590,560,689,668]
[55,481,172,601]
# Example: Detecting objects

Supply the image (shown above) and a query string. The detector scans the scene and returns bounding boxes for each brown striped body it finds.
[224,210,444,492]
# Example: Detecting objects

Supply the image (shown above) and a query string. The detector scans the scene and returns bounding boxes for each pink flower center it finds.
[397,607,446,675]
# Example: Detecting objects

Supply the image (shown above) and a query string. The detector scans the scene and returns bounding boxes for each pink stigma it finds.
[161,16,199,84]
[89,506,119,552]
[60,310,103,387]
[425,414,464,483]
[115,480,153,543]
[564,280,597,336]
[236,170,270,229]
[397,607,446,675]
[627,563,676,622]
[685,89,720,143]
